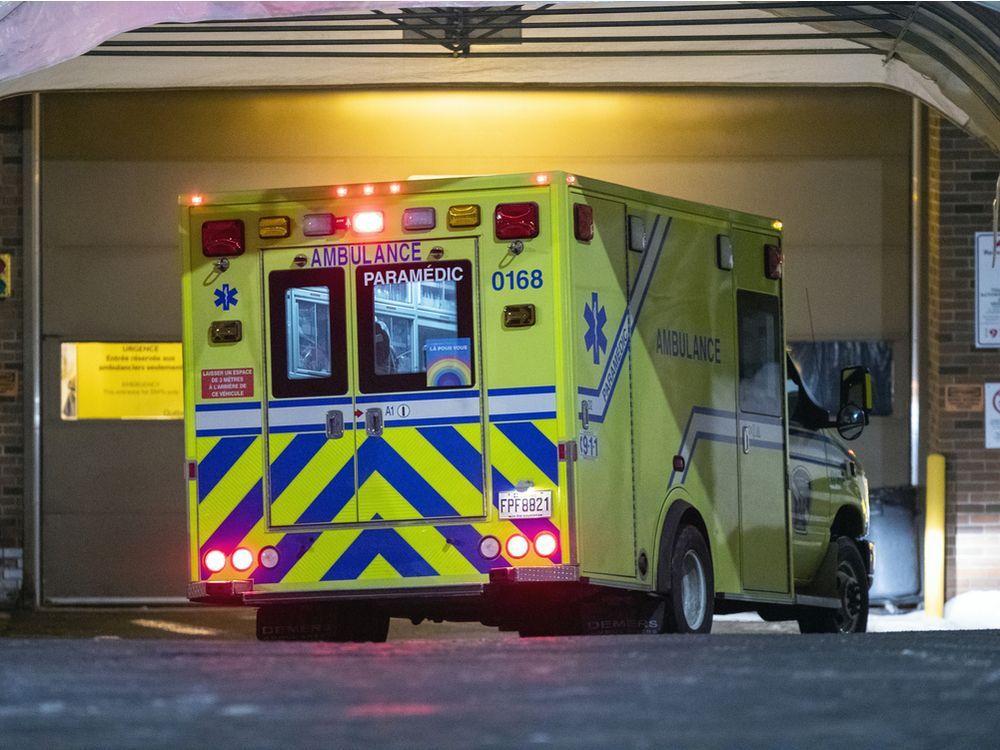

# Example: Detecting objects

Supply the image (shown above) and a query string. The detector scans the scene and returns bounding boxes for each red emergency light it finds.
[201,220,245,257]
[495,202,539,240]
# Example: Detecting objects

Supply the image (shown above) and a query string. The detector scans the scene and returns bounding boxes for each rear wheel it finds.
[797,536,869,634]
[662,524,714,634]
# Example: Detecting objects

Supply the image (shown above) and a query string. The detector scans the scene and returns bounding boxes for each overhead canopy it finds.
[1,1,998,152]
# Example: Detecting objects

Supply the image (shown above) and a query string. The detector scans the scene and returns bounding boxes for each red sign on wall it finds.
[201,368,254,399]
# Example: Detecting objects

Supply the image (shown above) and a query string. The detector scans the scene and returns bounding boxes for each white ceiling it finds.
[1,1,998,151]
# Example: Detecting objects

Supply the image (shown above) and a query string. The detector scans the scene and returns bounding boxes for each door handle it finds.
[325,410,344,440]
[742,425,751,454]
[365,407,384,437]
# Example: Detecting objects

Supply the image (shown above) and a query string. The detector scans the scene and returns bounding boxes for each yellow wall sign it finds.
[61,342,183,420]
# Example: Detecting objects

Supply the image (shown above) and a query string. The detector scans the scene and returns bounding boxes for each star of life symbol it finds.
[583,291,608,365]
[214,283,238,311]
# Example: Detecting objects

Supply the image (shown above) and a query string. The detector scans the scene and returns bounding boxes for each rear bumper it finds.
[189,564,583,606]
[187,579,253,604]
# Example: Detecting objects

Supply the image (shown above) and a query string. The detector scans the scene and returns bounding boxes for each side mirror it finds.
[837,366,873,440]
[836,404,866,441]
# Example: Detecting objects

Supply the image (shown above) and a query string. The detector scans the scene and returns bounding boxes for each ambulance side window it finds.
[737,290,782,418]
[268,268,348,399]
[357,261,476,393]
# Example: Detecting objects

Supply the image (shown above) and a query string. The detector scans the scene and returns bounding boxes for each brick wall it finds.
[0,96,24,606]
[927,111,1000,598]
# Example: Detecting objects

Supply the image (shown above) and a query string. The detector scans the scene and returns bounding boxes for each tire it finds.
[256,603,389,642]
[661,524,714,634]
[797,537,869,634]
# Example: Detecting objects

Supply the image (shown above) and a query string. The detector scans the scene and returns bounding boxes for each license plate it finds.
[498,489,552,519]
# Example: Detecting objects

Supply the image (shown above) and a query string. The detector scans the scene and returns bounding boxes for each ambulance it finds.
[182,171,874,640]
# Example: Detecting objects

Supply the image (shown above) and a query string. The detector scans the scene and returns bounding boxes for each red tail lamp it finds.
[231,547,254,572]
[201,220,245,257]
[534,531,558,558]
[506,534,530,559]
[495,202,539,240]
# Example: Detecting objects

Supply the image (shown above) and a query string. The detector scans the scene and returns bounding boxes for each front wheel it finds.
[662,524,714,634]
[797,536,869,634]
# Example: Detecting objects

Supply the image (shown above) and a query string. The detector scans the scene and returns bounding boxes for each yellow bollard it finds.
[924,453,946,618]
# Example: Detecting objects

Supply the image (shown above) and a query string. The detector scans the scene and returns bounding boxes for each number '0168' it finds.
[491,269,543,291]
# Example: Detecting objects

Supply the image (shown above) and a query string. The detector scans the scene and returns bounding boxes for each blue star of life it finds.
[583,291,608,365]
[214,283,238,311]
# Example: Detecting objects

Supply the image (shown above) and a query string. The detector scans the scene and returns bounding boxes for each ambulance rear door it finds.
[353,239,486,523]
[262,251,358,527]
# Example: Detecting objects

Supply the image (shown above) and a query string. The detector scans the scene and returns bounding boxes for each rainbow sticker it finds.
[425,338,472,387]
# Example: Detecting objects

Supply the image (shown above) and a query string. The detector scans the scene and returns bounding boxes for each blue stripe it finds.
[322,528,437,580]
[496,422,559,484]
[199,481,264,575]
[196,428,262,438]
[268,425,328,434]
[586,215,671,410]
[269,434,328,500]
[250,532,320,584]
[268,396,353,408]
[435,523,511,573]
[677,432,738,487]
[196,402,260,412]
[358,439,461,518]
[197,436,255,502]
[379,416,481,428]
[790,454,843,470]
[488,386,556,396]
[490,411,557,423]
[294,458,357,524]
[356,390,479,404]
[418,426,484,492]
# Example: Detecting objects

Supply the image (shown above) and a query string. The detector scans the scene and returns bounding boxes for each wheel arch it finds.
[830,504,865,541]
[654,494,711,594]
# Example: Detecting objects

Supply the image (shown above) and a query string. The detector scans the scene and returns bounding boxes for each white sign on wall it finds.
[986,383,1000,449]
[975,231,1000,348]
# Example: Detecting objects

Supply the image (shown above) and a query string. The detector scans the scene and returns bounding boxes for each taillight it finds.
[534,531,558,558]
[506,534,530,559]
[204,549,226,573]
[574,203,594,242]
[201,220,245,257]
[478,536,501,560]
[353,211,384,234]
[231,547,254,572]
[495,202,539,240]
[259,547,280,569]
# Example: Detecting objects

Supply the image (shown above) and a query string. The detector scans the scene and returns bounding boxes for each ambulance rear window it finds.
[356,261,475,393]
[268,267,348,399]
